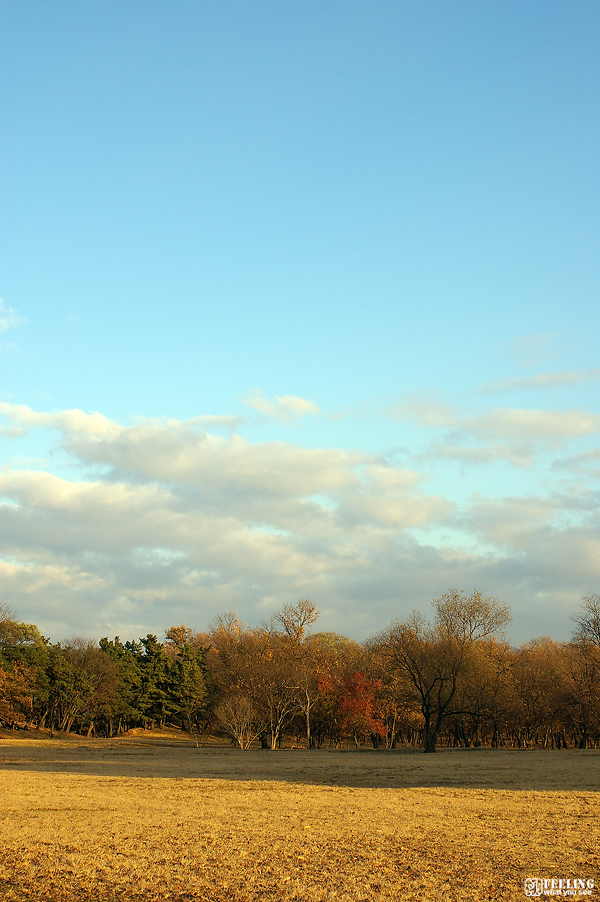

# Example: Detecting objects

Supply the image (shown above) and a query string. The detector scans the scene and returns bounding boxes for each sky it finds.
[1,1,599,645]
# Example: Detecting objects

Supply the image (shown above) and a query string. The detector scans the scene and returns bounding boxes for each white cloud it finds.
[552,447,600,477]
[389,394,458,429]
[0,403,121,438]
[244,390,322,422]
[420,442,531,468]
[391,395,600,467]
[0,299,25,334]
[466,408,600,445]
[1,402,599,644]
[0,405,456,638]
[180,414,244,431]
[481,370,600,393]
[0,425,27,437]
[463,492,600,590]
[336,465,451,528]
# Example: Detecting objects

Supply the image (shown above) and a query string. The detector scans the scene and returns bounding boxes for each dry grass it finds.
[0,734,598,901]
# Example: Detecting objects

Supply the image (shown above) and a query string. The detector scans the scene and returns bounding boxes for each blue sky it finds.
[1,1,599,644]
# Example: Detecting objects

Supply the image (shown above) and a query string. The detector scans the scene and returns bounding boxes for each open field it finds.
[0,734,598,901]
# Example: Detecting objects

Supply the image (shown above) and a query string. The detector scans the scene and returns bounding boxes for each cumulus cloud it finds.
[1,402,599,644]
[335,465,452,528]
[0,405,459,638]
[463,492,600,591]
[0,403,121,438]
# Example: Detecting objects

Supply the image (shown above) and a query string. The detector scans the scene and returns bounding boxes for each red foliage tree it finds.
[318,672,386,747]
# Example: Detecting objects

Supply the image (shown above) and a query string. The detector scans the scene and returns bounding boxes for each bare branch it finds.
[571,593,600,647]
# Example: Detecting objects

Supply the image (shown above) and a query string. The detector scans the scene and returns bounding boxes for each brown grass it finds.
[0,734,598,901]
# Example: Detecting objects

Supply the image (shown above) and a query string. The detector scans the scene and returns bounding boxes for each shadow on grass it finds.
[0,738,599,790]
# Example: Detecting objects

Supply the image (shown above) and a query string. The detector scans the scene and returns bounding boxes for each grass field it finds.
[0,731,598,901]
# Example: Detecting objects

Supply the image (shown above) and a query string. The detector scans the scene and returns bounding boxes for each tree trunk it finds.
[424,729,437,752]
[423,710,437,753]
[386,714,397,750]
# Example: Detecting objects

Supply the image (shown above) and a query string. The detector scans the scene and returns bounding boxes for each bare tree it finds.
[215,695,258,749]
[571,594,600,647]
[270,601,321,748]
[563,638,600,749]
[378,590,511,753]
[272,600,319,644]
[506,638,565,748]
[0,602,14,623]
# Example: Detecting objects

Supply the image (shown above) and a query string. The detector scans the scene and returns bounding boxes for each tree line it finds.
[1,592,599,752]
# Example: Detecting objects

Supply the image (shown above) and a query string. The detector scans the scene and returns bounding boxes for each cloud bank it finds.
[0,399,599,644]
